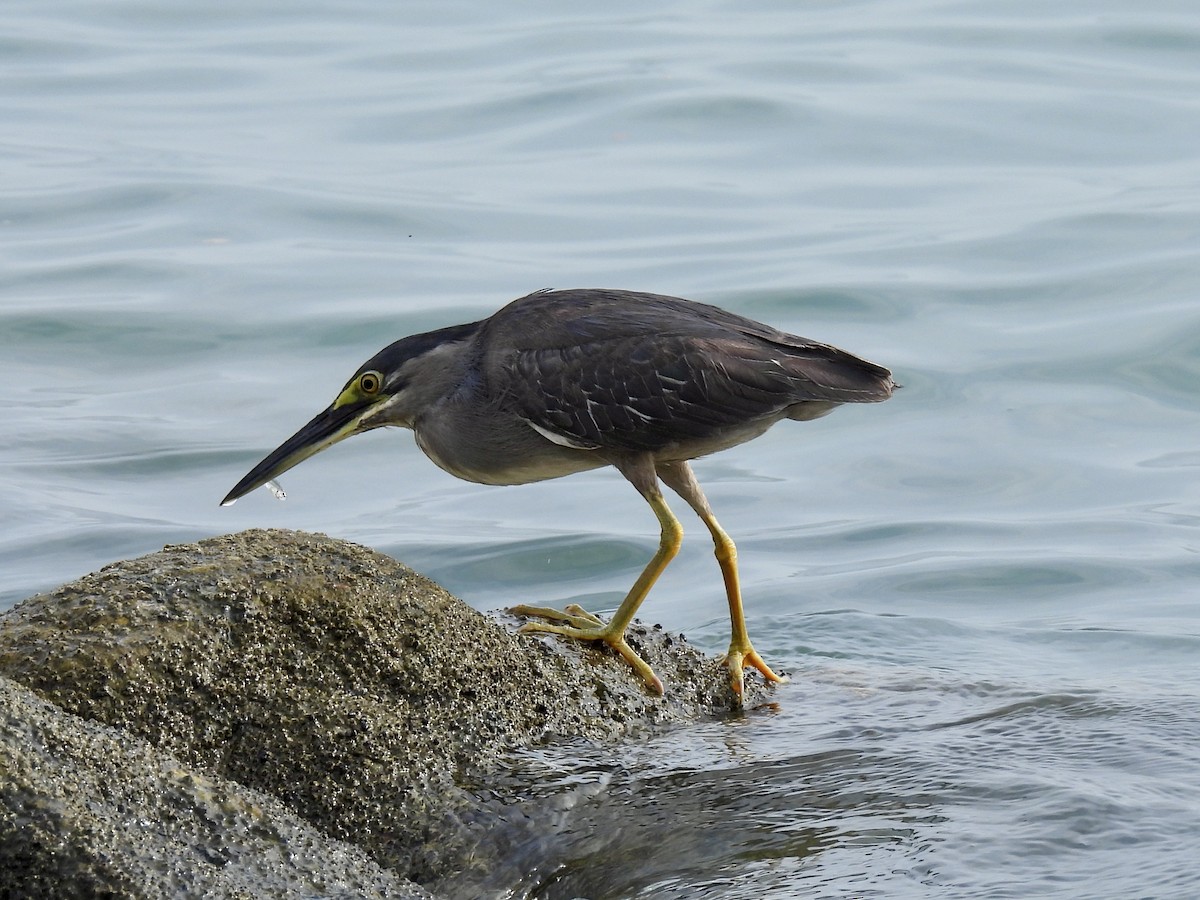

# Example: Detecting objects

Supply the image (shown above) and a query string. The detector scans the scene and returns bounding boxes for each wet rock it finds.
[0,529,763,896]
[0,674,431,900]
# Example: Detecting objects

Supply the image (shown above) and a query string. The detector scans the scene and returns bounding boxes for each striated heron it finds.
[222,289,895,697]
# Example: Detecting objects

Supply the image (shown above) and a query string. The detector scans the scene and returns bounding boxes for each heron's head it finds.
[220,321,478,506]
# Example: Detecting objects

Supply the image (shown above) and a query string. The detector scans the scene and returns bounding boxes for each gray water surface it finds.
[3,2,1199,897]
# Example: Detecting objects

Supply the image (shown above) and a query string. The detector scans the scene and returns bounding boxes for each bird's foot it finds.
[721,640,788,700]
[510,603,665,695]
[511,602,604,628]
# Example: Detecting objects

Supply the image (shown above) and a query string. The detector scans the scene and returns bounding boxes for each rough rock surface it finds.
[0,529,763,898]
[0,674,432,900]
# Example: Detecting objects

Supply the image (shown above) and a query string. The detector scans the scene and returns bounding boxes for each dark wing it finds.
[476,289,893,454]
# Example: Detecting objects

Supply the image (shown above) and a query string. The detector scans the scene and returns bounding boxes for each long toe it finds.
[608,637,665,694]
[723,642,788,698]
[562,603,605,626]
[511,606,664,694]
[509,603,603,630]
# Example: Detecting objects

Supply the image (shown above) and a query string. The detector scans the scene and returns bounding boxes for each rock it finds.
[0,529,763,896]
[0,674,432,900]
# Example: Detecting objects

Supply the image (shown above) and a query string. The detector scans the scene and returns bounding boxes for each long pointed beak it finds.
[220,402,369,506]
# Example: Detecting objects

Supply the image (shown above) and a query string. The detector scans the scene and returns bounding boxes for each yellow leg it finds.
[511,490,683,694]
[696,510,787,698]
[657,461,786,699]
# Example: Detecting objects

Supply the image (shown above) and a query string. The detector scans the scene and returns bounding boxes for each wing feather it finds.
[476,289,893,454]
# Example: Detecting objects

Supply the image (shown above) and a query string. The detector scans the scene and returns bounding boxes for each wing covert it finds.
[496,333,802,453]
[471,289,894,454]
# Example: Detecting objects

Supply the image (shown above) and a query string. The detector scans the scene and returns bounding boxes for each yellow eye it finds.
[359,371,382,395]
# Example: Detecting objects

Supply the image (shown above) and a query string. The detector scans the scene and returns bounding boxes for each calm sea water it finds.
[3,2,1199,897]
